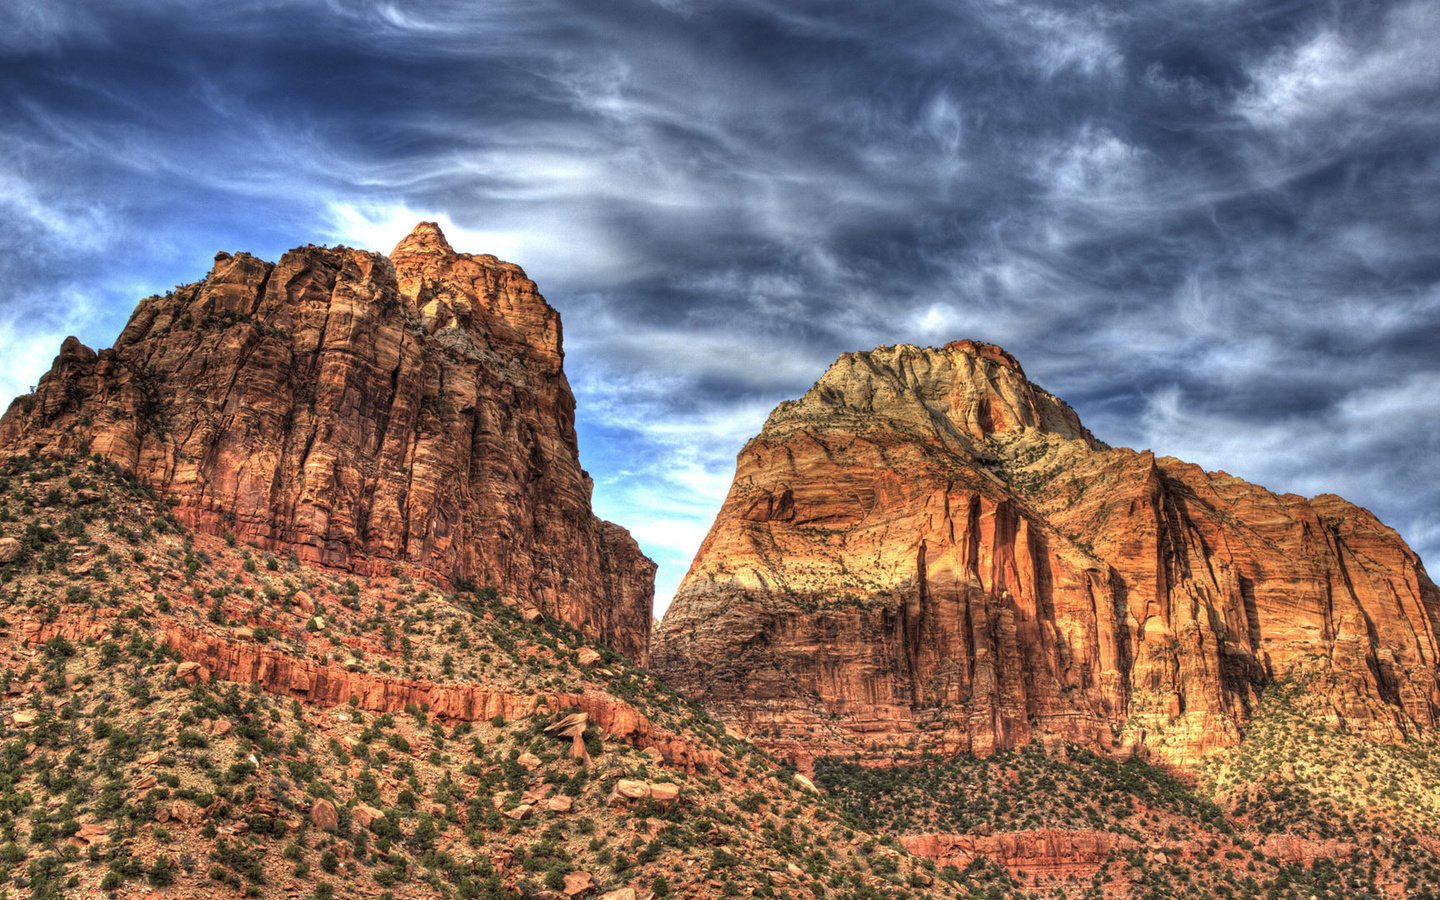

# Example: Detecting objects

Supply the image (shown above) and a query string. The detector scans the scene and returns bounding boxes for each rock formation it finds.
[899,830,1369,884]
[16,613,721,771]
[901,830,1133,880]
[0,223,655,661]
[652,341,1440,766]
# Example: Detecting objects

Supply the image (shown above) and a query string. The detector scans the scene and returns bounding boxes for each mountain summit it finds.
[760,341,1100,449]
[0,223,656,661]
[653,340,1440,766]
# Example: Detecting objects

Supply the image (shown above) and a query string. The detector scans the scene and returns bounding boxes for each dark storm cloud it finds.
[3,0,1438,608]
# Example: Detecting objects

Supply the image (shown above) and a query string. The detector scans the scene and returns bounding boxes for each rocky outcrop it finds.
[17,613,721,771]
[901,830,1133,880]
[652,341,1440,767]
[901,830,1362,882]
[0,223,654,661]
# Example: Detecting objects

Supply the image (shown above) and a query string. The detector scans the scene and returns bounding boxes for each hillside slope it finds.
[0,452,952,898]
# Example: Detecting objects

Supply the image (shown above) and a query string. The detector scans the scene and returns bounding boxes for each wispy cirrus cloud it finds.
[1237,2,1440,132]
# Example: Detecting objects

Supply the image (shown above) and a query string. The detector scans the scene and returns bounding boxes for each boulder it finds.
[168,800,201,824]
[608,779,652,806]
[351,803,385,829]
[793,774,820,795]
[175,661,210,685]
[310,798,339,832]
[545,712,591,760]
[563,871,594,896]
[648,783,681,805]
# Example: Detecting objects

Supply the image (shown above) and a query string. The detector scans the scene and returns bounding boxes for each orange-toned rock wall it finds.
[901,830,1134,879]
[0,225,655,662]
[899,829,1370,883]
[653,342,1440,767]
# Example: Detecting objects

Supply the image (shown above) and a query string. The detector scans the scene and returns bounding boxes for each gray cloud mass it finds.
[2,0,1437,611]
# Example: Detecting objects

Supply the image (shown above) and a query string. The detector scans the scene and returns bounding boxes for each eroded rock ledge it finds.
[18,613,720,772]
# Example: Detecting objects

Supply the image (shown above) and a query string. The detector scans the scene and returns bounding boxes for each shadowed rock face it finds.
[652,341,1440,767]
[0,222,656,662]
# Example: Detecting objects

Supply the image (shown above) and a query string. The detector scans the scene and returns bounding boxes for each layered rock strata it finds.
[0,223,655,661]
[652,341,1440,766]
[899,830,1370,883]
[901,830,1132,880]
[18,613,718,771]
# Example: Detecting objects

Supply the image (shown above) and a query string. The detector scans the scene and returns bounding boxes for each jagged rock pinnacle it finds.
[391,220,454,259]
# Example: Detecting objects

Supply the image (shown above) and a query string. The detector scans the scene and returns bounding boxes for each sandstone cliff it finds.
[0,223,655,661]
[652,341,1440,766]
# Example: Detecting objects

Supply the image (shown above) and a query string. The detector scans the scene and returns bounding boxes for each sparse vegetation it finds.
[0,452,943,898]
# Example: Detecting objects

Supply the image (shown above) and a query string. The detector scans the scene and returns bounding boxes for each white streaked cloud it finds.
[1237,2,1440,130]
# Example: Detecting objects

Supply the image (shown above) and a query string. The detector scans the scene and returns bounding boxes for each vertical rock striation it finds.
[651,341,1440,766]
[0,223,655,662]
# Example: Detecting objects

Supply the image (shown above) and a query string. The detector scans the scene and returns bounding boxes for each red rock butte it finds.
[651,341,1440,768]
[0,222,656,662]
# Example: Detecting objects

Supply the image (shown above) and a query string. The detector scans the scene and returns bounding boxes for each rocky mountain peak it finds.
[390,221,456,298]
[391,219,455,258]
[763,340,1097,449]
[654,340,1440,769]
[0,228,655,661]
[943,338,1026,374]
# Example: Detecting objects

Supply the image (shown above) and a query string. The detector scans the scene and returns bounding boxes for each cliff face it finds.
[0,223,655,662]
[651,341,1440,766]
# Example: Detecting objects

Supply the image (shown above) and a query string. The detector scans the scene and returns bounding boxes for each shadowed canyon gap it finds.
[652,341,1440,769]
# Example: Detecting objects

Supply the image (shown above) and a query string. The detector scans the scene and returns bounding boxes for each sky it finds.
[2,1,1438,615]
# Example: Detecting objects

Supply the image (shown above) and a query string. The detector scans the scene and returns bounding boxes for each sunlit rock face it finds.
[0,222,655,663]
[653,341,1440,767]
